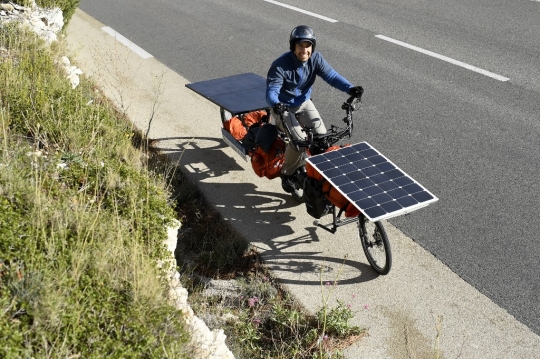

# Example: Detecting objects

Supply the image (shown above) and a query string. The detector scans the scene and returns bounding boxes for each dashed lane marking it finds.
[375,34,510,82]
[101,26,153,59]
[264,0,338,23]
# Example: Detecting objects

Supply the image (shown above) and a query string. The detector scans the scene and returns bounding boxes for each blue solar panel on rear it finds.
[306,142,438,221]
[185,73,268,115]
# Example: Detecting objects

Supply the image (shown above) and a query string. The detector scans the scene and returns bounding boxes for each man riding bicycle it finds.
[266,25,364,194]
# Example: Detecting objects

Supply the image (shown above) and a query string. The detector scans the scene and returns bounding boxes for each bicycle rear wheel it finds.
[358,217,392,275]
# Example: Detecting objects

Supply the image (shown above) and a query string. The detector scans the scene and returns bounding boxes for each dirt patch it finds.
[383,307,445,359]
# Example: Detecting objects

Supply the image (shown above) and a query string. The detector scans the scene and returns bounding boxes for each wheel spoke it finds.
[358,218,392,275]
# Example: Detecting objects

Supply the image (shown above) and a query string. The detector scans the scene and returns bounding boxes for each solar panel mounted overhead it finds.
[306,142,438,222]
[186,73,270,161]
[185,73,268,115]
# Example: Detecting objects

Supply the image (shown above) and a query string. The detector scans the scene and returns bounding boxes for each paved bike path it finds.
[66,9,540,358]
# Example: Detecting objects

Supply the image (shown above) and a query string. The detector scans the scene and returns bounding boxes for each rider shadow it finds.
[154,135,379,284]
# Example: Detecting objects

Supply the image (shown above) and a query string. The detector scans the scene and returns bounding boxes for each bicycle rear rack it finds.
[313,206,358,234]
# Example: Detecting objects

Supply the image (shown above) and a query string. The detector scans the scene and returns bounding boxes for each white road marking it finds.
[375,34,510,82]
[101,26,153,59]
[264,0,338,23]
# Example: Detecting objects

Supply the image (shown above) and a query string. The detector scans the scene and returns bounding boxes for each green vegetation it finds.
[0,21,190,358]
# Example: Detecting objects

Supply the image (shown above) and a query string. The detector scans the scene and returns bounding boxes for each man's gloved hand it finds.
[273,103,289,115]
[348,86,364,99]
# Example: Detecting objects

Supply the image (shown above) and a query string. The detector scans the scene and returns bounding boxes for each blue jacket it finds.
[266,51,353,108]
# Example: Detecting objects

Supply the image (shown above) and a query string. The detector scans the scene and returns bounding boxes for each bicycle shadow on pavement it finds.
[155,136,379,284]
[260,251,380,285]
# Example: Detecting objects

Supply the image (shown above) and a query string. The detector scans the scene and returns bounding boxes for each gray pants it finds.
[273,100,327,175]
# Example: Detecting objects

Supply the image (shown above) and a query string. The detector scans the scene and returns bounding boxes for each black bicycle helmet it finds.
[289,25,316,51]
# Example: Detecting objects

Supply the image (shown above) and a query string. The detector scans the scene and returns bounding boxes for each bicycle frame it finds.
[275,95,362,234]
[313,206,360,234]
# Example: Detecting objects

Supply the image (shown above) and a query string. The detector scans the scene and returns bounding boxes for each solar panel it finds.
[306,142,438,221]
[185,73,268,115]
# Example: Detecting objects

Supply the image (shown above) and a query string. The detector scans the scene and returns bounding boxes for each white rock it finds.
[61,56,71,67]
[164,221,235,358]
[45,8,63,33]
[0,4,65,44]
[0,4,14,12]
[67,72,80,89]
[12,3,29,12]
[60,56,83,89]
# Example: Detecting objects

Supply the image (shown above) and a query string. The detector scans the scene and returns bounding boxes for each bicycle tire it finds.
[358,217,392,275]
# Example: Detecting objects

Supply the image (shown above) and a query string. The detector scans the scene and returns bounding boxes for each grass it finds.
[1,4,368,358]
[0,21,190,358]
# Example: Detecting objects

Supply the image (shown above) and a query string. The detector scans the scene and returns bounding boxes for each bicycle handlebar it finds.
[279,94,360,153]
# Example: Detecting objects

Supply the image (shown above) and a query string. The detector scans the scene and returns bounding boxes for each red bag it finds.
[251,137,285,179]
[223,110,267,141]
[306,145,360,218]
[223,116,247,141]
[243,110,267,128]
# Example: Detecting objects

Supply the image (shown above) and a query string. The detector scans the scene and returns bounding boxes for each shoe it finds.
[281,174,295,193]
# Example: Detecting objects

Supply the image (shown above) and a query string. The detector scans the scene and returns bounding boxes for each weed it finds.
[1,20,191,358]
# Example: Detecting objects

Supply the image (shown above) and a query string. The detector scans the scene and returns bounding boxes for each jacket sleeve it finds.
[266,63,283,107]
[315,53,353,93]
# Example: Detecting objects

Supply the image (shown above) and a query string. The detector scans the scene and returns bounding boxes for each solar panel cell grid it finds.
[306,142,438,221]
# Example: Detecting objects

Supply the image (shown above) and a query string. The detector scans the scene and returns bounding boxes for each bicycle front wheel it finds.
[358,217,392,275]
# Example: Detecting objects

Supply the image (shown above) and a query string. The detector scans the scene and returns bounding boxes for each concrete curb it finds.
[164,221,235,359]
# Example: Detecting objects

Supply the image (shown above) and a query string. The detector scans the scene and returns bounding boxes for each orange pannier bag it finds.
[306,145,361,218]
[223,110,268,141]
[251,136,285,179]
[243,110,267,128]
[223,116,247,141]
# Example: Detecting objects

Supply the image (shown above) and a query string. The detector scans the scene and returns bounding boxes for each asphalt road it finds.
[79,0,540,335]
